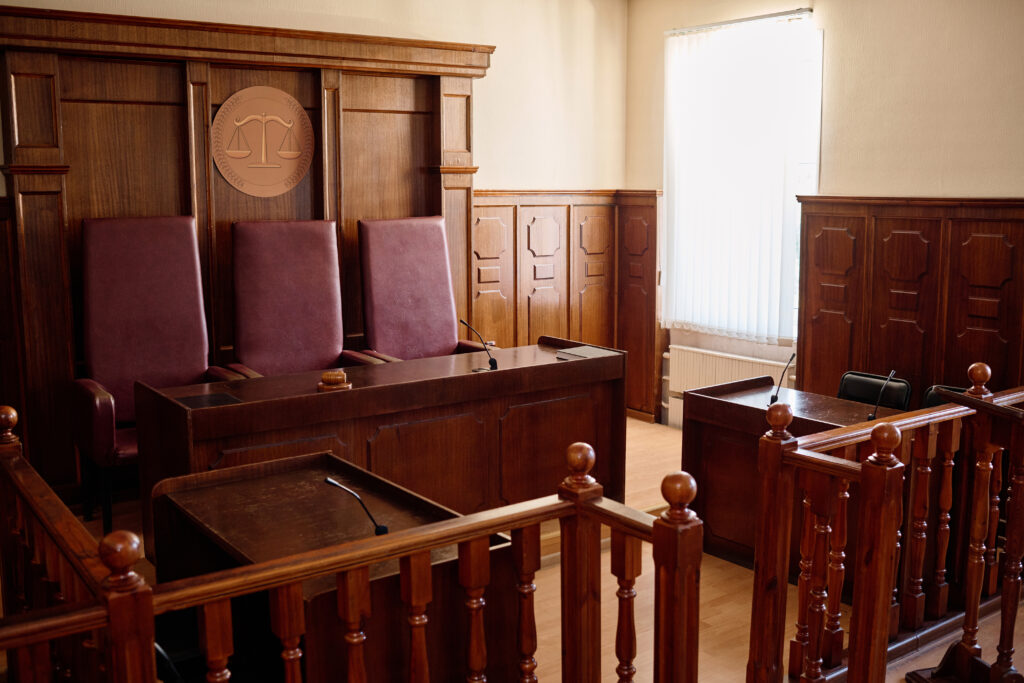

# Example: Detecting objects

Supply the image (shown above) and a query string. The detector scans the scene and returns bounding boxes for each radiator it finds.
[668,345,794,394]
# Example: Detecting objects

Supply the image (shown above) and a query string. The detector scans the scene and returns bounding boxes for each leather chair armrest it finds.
[455,340,498,353]
[340,350,386,366]
[71,378,116,467]
[360,349,403,363]
[226,363,263,379]
[206,366,246,381]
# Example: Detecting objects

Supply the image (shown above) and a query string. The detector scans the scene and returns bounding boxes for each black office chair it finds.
[837,371,912,412]
[921,384,967,409]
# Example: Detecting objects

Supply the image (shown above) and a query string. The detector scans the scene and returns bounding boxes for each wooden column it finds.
[653,471,702,683]
[558,442,604,683]
[746,403,798,683]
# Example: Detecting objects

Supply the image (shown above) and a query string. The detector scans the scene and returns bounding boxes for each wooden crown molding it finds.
[797,195,1024,208]
[0,5,494,78]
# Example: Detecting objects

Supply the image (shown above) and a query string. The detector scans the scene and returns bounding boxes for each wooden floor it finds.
[74,417,1019,681]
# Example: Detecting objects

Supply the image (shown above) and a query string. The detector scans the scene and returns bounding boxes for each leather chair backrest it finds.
[82,217,209,422]
[233,220,344,375]
[921,384,966,409]
[358,216,459,360]
[837,370,913,411]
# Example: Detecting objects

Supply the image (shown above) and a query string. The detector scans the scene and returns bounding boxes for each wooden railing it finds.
[0,407,703,682]
[747,363,1024,683]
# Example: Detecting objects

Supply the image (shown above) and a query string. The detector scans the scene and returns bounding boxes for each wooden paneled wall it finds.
[797,196,1024,404]
[471,191,664,420]
[0,7,490,489]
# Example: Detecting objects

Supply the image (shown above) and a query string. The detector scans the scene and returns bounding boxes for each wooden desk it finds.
[682,376,899,561]
[152,453,518,682]
[136,338,625,552]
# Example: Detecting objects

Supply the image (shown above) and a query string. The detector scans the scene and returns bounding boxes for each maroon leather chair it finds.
[358,216,487,360]
[230,220,379,377]
[72,216,231,533]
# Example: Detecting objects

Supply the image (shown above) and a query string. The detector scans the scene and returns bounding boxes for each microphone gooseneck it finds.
[324,477,388,535]
[459,319,498,370]
[868,370,897,421]
[770,353,796,406]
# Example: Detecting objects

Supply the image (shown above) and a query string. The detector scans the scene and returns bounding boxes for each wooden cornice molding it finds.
[429,166,479,174]
[0,5,494,78]
[797,195,1024,207]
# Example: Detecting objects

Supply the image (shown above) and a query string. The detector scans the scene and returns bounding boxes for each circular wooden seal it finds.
[211,86,314,198]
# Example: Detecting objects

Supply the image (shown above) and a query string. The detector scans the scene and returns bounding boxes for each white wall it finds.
[627,0,1024,196]
[2,0,629,191]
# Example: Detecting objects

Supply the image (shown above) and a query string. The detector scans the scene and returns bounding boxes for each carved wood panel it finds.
[471,205,515,347]
[517,205,568,344]
[945,221,1024,390]
[571,204,616,347]
[868,218,942,404]
[799,214,867,396]
[617,204,657,414]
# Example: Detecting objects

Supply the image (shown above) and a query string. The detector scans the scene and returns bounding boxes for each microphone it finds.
[868,370,897,421]
[459,319,498,371]
[324,477,388,535]
[769,353,796,406]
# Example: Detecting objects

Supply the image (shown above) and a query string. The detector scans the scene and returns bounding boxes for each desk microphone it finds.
[324,477,388,535]
[769,353,796,406]
[868,370,897,421]
[459,319,498,371]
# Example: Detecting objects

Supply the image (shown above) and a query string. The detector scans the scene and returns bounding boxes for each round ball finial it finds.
[99,531,144,589]
[967,362,992,397]
[0,406,18,444]
[661,471,698,524]
[869,422,901,466]
[566,442,596,477]
[766,402,794,438]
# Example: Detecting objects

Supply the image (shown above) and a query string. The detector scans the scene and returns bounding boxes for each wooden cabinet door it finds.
[470,205,516,347]
[517,205,569,344]
[617,205,657,415]
[944,220,1024,391]
[867,218,943,405]
[798,214,869,395]
[570,204,616,347]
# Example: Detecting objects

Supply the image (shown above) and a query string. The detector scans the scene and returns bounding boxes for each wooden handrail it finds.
[581,497,657,542]
[153,496,575,614]
[785,447,863,481]
[0,603,107,650]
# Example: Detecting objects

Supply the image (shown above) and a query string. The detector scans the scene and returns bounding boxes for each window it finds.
[662,10,822,344]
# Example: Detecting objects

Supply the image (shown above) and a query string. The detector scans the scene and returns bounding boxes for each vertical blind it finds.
[662,12,822,344]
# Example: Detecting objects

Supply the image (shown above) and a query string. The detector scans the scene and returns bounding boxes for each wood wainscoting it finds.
[797,196,1024,404]
[472,190,665,421]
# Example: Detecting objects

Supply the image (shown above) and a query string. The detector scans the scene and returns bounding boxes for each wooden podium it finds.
[682,376,899,561]
[152,452,518,682]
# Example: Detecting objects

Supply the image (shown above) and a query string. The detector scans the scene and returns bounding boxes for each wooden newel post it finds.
[0,405,19,446]
[558,442,603,683]
[653,471,702,683]
[99,530,156,683]
[747,402,797,683]
[847,423,904,683]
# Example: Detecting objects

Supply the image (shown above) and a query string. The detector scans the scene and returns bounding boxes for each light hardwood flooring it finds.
[72,417,1020,681]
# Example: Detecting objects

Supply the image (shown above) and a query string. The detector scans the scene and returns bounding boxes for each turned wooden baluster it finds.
[558,442,604,683]
[888,431,912,640]
[653,471,702,683]
[338,567,371,683]
[611,529,642,682]
[902,422,935,631]
[991,420,1024,680]
[459,536,490,682]
[511,524,540,683]
[984,446,1003,597]
[926,418,960,620]
[270,582,305,683]
[99,530,156,683]
[401,551,433,683]
[789,495,814,678]
[847,423,904,683]
[822,478,848,669]
[13,641,51,682]
[199,599,233,682]
[934,363,995,679]
[747,403,798,683]
[801,476,834,683]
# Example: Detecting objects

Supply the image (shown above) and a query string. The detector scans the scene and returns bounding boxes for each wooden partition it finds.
[0,7,489,490]
[797,196,1024,405]
[472,190,665,419]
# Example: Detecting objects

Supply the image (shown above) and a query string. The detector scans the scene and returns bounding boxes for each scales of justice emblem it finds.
[211,86,314,198]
